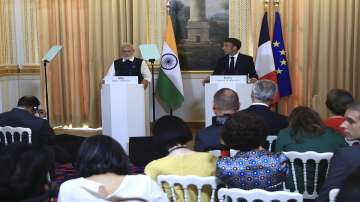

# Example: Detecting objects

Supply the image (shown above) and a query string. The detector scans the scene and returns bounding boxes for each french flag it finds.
[255,12,279,102]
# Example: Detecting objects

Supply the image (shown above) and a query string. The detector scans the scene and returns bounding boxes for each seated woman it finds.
[58,135,168,202]
[0,143,54,202]
[275,106,348,193]
[324,89,354,134]
[216,112,288,191]
[144,115,217,202]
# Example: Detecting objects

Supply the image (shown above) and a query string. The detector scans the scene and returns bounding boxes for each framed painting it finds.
[169,0,229,70]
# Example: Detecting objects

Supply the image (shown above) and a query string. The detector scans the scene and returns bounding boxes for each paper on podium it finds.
[139,44,160,60]
[42,45,63,62]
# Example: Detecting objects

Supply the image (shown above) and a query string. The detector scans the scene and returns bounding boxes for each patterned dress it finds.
[216,150,289,191]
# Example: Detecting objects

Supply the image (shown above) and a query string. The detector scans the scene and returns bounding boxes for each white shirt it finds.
[106,57,152,82]
[228,52,239,68]
[251,102,270,107]
[58,175,168,202]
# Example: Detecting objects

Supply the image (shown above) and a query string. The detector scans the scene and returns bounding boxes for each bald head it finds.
[213,88,240,116]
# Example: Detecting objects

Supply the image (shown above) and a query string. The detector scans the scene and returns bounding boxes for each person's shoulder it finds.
[113,58,123,63]
[238,53,253,60]
[125,174,153,183]
[198,125,222,136]
[59,178,84,193]
[336,146,360,155]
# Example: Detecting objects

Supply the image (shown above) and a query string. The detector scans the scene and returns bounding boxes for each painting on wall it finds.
[169,0,229,70]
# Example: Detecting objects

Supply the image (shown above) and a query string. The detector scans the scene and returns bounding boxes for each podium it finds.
[101,76,146,153]
[205,76,254,127]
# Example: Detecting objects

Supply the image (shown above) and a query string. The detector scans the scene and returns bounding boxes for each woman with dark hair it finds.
[145,115,217,201]
[275,106,347,194]
[324,89,354,134]
[0,143,54,202]
[58,135,167,202]
[216,112,288,191]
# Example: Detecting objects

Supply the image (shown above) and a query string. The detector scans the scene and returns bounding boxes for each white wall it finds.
[0,75,41,113]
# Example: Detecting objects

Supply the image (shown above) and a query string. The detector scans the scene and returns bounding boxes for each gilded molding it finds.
[0,64,40,76]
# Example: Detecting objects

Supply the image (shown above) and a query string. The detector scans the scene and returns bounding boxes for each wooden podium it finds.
[101,76,146,153]
[204,76,254,127]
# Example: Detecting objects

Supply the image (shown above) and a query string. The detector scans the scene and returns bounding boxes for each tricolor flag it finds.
[157,16,184,110]
[272,11,292,97]
[255,12,279,102]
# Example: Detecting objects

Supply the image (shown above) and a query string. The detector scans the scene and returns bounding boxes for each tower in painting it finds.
[185,0,210,44]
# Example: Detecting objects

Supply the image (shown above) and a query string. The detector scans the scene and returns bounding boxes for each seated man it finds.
[317,102,360,202]
[194,88,239,152]
[0,96,55,147]
[241,80,288,135]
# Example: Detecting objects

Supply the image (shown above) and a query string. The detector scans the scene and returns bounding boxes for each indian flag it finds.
[156,16,184,110]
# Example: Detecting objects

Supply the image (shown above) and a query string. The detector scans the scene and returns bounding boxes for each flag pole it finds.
[167,0,172,117]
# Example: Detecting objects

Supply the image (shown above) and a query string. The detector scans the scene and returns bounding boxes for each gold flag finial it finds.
[264,0,270,8]
[274,0,280,7]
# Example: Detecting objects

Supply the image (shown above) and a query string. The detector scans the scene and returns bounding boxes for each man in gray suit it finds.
[194,88,239,152]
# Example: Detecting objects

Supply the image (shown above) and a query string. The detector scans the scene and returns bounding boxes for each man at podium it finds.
[106,43,152,89]
[203,38,258,84]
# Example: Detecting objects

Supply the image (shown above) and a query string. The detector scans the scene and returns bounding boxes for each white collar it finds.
[122,56,135,62]
[229,52,239,58]
[251,103,270,107]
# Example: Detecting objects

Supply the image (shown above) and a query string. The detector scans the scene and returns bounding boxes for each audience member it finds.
[145,115,216,201]
[0,143,54,202]
[276,106,348,194]
[241,80,288,135]
[216,112,288,191]
[317,102,360,202]
[0,96,55,147]
[335,167,360,202]
[324,89,354,134]
[58,135,167,202]
[194,88,239,152]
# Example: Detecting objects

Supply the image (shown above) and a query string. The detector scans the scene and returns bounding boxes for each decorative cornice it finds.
[0,64,40,76]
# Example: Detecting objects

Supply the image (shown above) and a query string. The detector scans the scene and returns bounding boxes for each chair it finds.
[208,149,238,157]
[217,188,303,202]
[329,188,340,202]
[283,151,334,199]
[266,135,278,152]
[0,126,32,145]
[157,175,219,202]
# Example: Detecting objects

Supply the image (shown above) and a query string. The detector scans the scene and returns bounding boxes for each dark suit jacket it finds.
[213,53,258,79]
[316,146,360,202]
[194,125,223,152]
[0,108,55,146]
[241,104,288,135]
[194,116,230,152]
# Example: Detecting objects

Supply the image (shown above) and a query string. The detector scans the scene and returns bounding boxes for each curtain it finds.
[0,0,16,65]
[250,0,360,117]
[36,0,148,127]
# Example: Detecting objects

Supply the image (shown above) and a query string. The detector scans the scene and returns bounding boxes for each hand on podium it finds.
[141,80,149,89]
[202,76,210,86]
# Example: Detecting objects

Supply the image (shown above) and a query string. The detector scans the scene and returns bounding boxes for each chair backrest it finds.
[283,151,334,199]
[266,135,278,152]
[0,126,32,145]
[208,149,238,157]
[217,188,303,202]
[329,188,340,202]
[157,175,218,202]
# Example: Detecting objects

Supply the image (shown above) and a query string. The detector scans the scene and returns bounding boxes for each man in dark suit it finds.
[203,38,258,84]
[194,88,239,152]
[0,96,55,147]
[241,80,288,135]
[317,102,360,202]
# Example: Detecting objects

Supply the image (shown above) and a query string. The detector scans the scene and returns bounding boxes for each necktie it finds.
[229,56,235,74]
